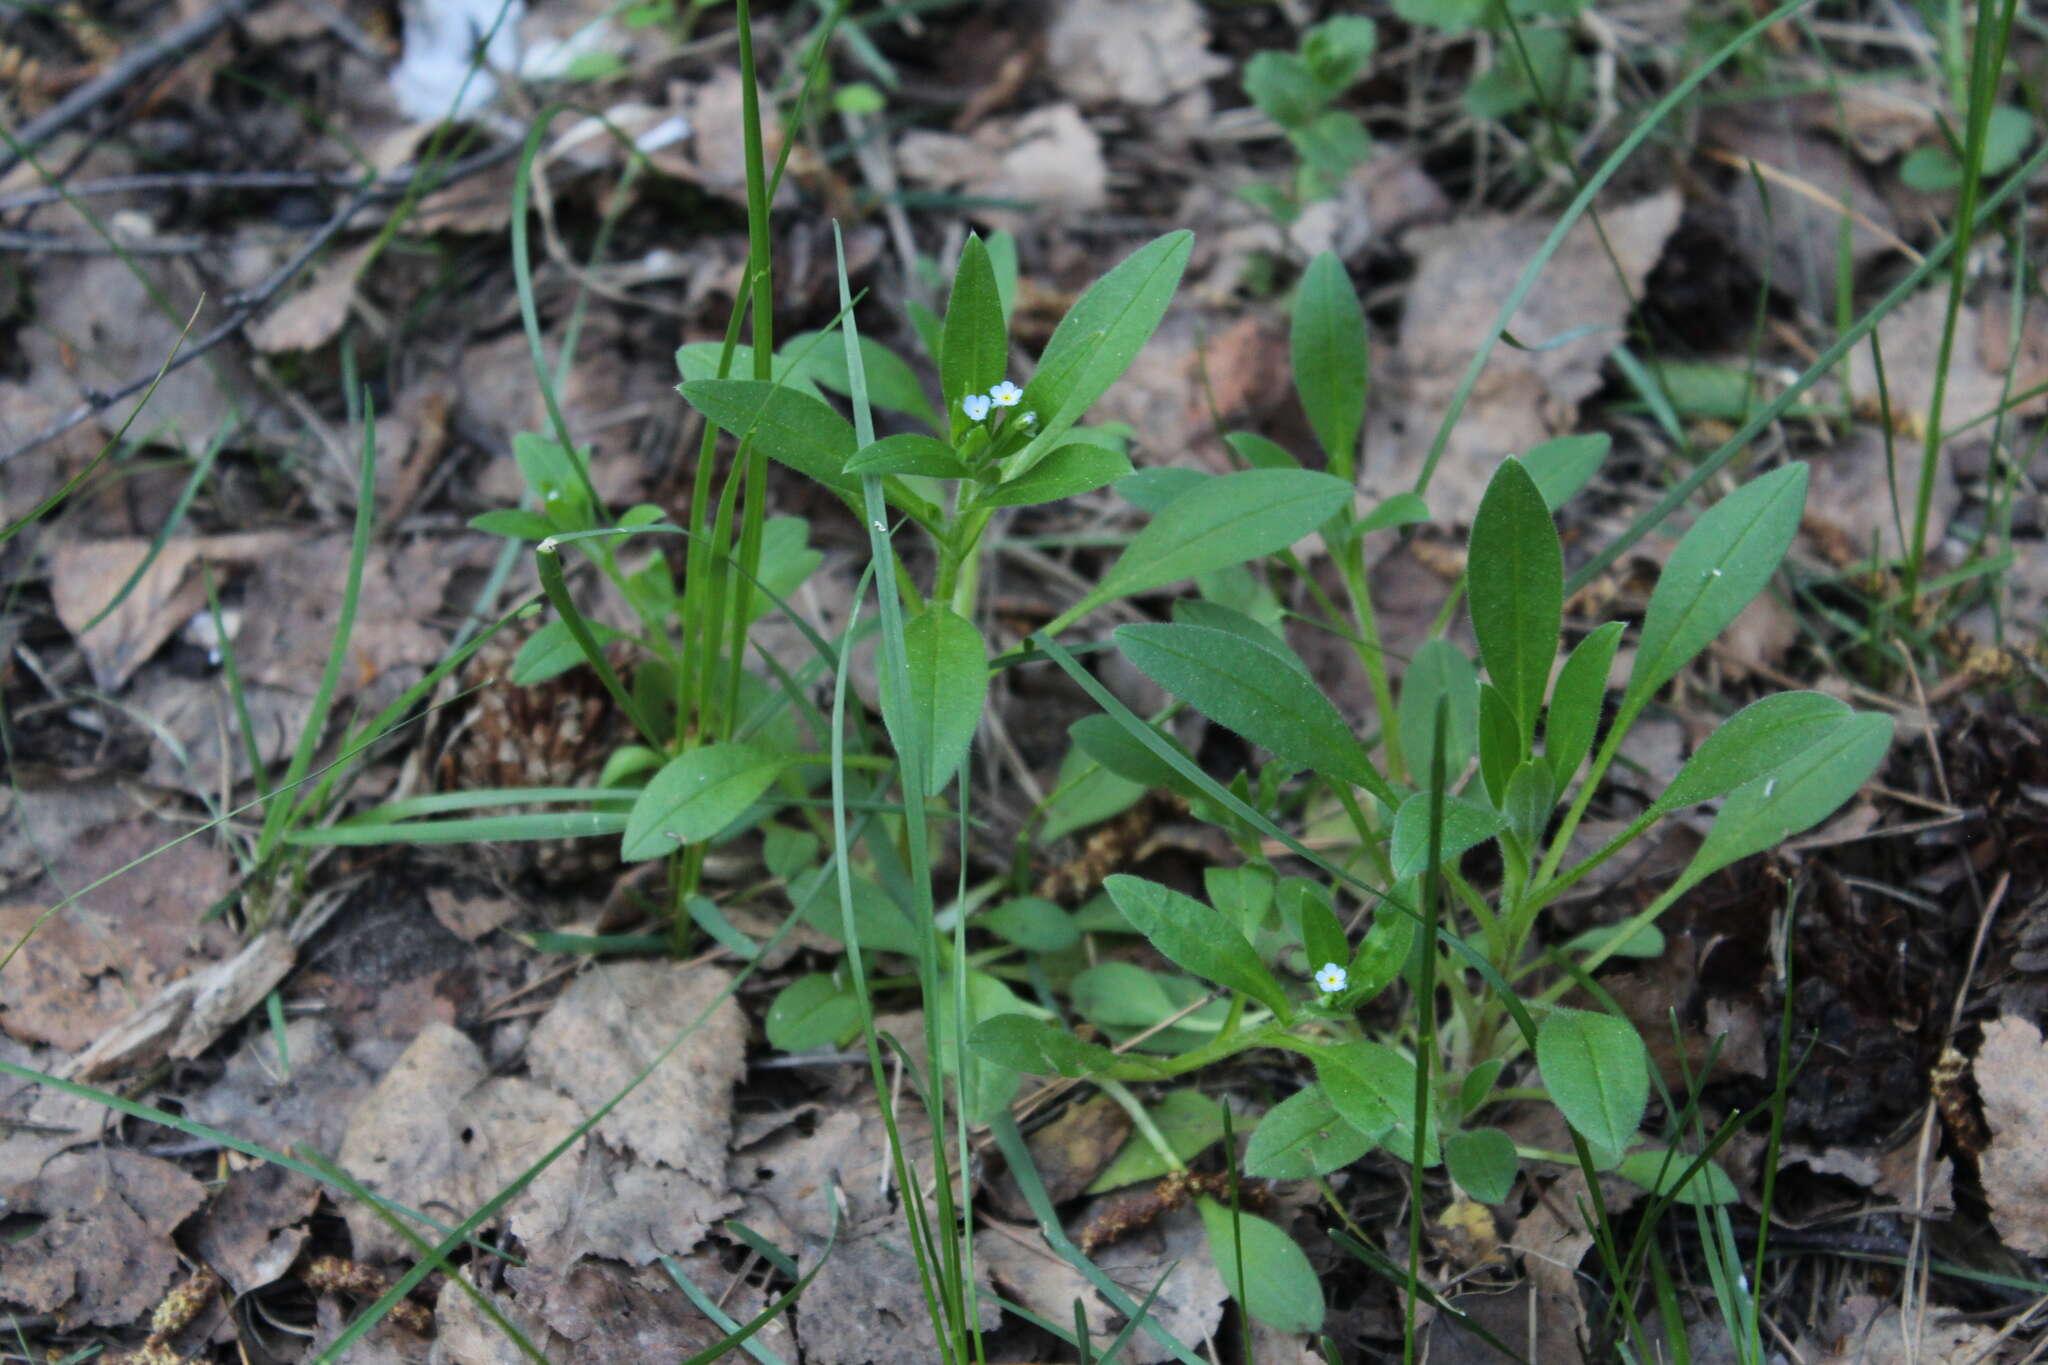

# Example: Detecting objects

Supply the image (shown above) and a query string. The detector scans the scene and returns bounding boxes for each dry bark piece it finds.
[59,930,296,1081]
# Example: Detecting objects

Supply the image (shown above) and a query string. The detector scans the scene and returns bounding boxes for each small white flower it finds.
[988,380,1023,408]
[1314,962,1349,994]
[962,393,992,422]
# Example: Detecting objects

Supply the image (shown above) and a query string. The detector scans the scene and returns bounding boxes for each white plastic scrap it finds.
[389,0,527,121]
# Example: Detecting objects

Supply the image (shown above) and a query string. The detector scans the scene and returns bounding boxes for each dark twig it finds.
[0,142,521,467]
[0,169,394,215]
[0,0,263,180]
[0,228,296,254]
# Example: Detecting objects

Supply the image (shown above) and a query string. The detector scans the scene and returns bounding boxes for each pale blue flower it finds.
[963,393,992,421]
[1315,962,1348,994]
[989,380,1023,407]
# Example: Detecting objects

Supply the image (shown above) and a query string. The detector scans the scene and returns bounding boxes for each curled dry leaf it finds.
[1973,1014,2048,1257]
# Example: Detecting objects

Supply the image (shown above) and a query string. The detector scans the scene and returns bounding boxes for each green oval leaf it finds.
[941,233,1008,422]
[1521,432,1611,511]
[1090,469,1353,610]
[621,743,783,861]
[1626,463,1807,707]
[1224,430,1299,470]
[1544,622,1623,786]
[1243,1084,1373,1179]
[1088,1091,1228,1192]
[1469,456,1562,743]
[1169,601,1311,677]
[980,897,1080,952]
[1198,1198,1326,1333]
[1019,230,1193,456]
[986,442,1134,507]
[1104,875,1293,1018]
[1651,691,1852,815]
[844,433,970,478]
[1398,639,1479,788]
[1476,681,1522,805]
[1357,491,1431,534]
[1068,714,1200,798]
[1347,900,1417,1005]
[1291,251,1368,468]
[1503,757,1556,849]
[1445,1127,1519,1203]
[879,606,988,793]
[1535,1007,1648,1166]
[1115,622,1391,805]
[970,1013,1119,1077]
[679,379,858,495]
[765,973,860,1052]
[1680,711,1893,888]
[1313,1040,1440,1165]
[1391,793,1507,880]
[791,331,940,430]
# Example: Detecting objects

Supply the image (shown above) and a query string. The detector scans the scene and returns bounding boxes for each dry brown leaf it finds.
[336,1021,587,1264]
[19,254,246,447]
[0,799,238,1052]
[1973,1013,2048,1256]
[0,1149,206,1326]
[427,884,520,942]
[522,961,744,1183]
[231,535,450,705]
[1852,288,2048,438]
[1288,147,1452,264]
[1709,114,1901,314]
[987,1094,1132,1220]
[1374,191,1682,526]
[49,531,296,691]
[1803,425,1960,563]
[1507,1169,1644,1365]
[897,104,1108,235]
[191,1162,322,1297]
[793,1230,1002,1365]
[1045,0,1228,109]
[0,900,140,1050]
[248,240,377,353]
[1819,1293,1998,1365]
[1077,309,1292,473]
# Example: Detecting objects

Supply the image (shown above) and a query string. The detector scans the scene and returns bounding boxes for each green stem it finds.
[1096,1078,1185,1173]
[1339,531,1404,784]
